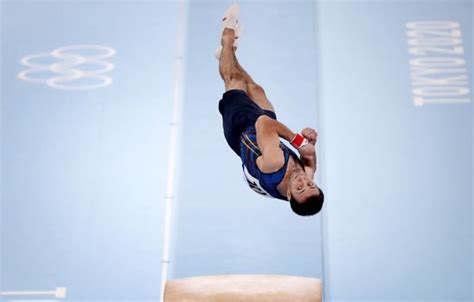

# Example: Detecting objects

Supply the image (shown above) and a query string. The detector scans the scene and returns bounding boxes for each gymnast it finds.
[216,4,324,216]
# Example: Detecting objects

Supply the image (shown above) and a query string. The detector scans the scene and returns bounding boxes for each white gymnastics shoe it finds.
[221,3,240,31]
[215,3,242,60]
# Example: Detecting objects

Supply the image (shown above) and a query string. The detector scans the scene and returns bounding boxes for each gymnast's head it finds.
[286,171,324,216]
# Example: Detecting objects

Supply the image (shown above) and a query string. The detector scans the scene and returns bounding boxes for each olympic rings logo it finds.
[18,45,116,90]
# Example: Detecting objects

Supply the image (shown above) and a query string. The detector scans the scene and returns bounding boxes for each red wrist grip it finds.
[291,133,309,149]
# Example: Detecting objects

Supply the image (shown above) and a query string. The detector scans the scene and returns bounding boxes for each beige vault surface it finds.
[164,274,322,302]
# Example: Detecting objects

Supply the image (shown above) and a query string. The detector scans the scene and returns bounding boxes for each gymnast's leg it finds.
[219,28,246,92]
[219,28,275,112]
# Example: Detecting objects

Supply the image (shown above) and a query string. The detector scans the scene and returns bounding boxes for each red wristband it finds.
[291,133,309,149]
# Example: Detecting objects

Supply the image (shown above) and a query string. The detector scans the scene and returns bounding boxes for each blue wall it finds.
[1,1,179,300]
[318,0,472,301]
[1,0,472,302]
[170,0,323,279]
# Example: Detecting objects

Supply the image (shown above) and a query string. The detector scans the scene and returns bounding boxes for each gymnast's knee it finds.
[223,70,247,91]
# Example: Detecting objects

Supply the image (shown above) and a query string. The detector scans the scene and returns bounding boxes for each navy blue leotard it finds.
[218,89,301,200]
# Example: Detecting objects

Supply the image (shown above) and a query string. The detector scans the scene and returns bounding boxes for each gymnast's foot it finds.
[215,3,241,59]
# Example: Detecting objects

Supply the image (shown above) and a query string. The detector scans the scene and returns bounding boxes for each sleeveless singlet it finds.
[239,126,301,200]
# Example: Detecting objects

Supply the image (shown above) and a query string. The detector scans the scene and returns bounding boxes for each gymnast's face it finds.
[287,170,320,203]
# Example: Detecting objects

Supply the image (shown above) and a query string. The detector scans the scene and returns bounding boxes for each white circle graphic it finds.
[47,73,113,90]
[51,45,116,60]
[18,45,116,90]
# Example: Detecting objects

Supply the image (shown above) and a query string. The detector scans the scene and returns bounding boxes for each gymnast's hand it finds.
[302,128,318,145]
[297,140,315,159]
[297,133,317,179]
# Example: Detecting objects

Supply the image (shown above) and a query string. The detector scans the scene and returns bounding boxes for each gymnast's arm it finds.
[254,115,295,173]
[299,143,317,179]
[299,128,318,179]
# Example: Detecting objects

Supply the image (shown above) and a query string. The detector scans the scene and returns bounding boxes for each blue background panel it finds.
[1,0,472,301]
[170,0,323,280]
[2,1,179,299]
[319,1,472,300]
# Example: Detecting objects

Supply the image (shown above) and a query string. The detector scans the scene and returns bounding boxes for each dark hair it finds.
[290,188,324,216]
